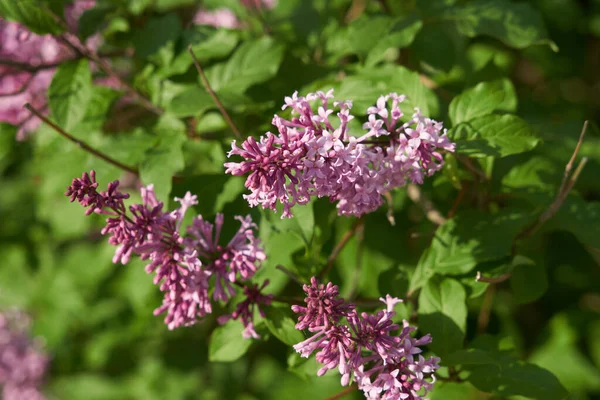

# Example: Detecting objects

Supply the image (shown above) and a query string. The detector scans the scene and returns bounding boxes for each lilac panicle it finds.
[291,276,353,331]
[218,280,274,339]
[0,310,49,400]
[0,1,98,140]
[66,171,268,336]
[225,90,455,218]
[291,278,440,399]
[186,214,266,302]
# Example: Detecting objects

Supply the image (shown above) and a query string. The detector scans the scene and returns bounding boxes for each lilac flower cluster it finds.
[0,1,96,140]
[225,90,455,218]
[0,310,49,400]
[292,277,440,400]
[65,171,272,337]
[193,0,276,29]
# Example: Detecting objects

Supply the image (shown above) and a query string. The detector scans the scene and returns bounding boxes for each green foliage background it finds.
[1,0,600,399]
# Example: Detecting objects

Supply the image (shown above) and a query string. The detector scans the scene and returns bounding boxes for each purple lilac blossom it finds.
[193,8,241,29]
[225,90,455,218]
[0,310,49,400]
[292,280,440,399]
[0,1,97,140]
[240,0,277,9]
[66,171,269,335]
[218,280,274,339]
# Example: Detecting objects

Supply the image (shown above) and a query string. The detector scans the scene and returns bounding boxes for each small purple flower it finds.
[291,285,440,399]
[0,310,48,400]
[187,214,266,302]
[291,277,353,331]
[225,90,455,218]
[66,172,267,335]
[218,280,273,339]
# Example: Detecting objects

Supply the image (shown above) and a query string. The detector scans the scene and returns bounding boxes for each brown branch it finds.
[24,103,139,175]
[477,283,496,334]
[40,4,163,116]
[456,154,487,181]
[0,58,71,72]
[513,121,589,249]
[447,184,466,218]
[323,384,358,400]
[188,45,243,140]
[58,35,163,115]
[406,184,447,225]
[345,0,368,23]
[276,264,304,286]
[475,271,511,284]
[319,218,364,279]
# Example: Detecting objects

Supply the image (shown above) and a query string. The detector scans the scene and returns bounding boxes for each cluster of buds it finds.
[292,278,440,400]
[225,90,455,218]
[65,171,272,337]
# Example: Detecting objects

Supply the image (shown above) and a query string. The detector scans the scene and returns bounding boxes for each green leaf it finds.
[444,0,558,51]
[334,65,439,117]
[449,114,540,158]
[263,305,304,346]
[140,115,186,202]
[548,197,600,249]
[510,257,548,304]
[208,321,253,362]
[132,13,182,59]
[414,210,531,279]
[502,155,559,192]
[418,278,467,358]
[429,382,481,400]
[206,37,285,93]
[48,59,93,131]
[445,349,501,367]
[467,352,570,399]
[530,314,600,393]
[449,79,517,126]
[167,28,239,77]
[0,0,64,34]
[78,5,112,40]
[365,13,423,67]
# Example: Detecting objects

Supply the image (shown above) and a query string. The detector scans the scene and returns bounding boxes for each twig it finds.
[345,0,368,23]
[406,184,447,225]
[456,154,487,181]
[319,218,364,279]
[323,384,358,400]
[40,4,163,116]
[447,184,466,218]
[558,120,588,195]
[475,271,511,284]
[0,58,71,72]
[477,284,496,334]
[58,35,163,116]
[188,45,243,140]
[513,121,589,248]
[276,264,304,286]
[24,103,139,175]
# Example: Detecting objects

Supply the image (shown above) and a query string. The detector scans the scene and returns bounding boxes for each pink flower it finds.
[0,1,99,140]
[66,171,267,334]
[291,280,440,399]
[193,8,240,29]
[0,311,48,400]
[225,90,455,218]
